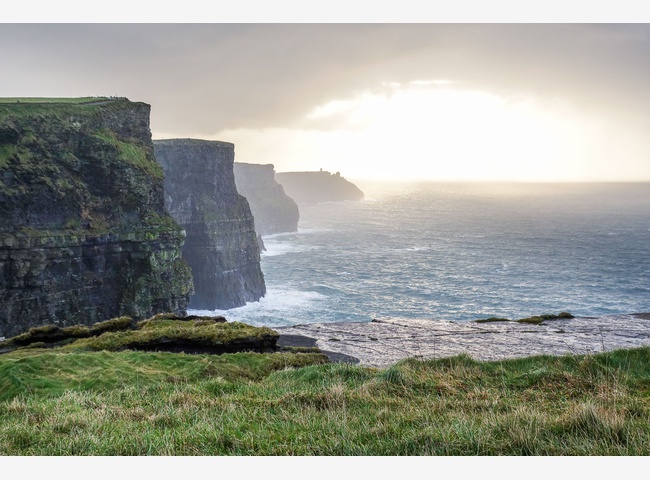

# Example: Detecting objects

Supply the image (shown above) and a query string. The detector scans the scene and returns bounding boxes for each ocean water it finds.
[190,182,650,327]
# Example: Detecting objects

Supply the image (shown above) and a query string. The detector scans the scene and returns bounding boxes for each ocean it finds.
[190,182,650,327]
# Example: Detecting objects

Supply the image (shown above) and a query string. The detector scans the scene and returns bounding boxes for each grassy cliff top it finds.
[153,137,235,149]
[0,97,117,104]
[0,97,145,119]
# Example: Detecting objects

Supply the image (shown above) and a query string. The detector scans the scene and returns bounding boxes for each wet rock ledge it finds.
[276,313,650,367]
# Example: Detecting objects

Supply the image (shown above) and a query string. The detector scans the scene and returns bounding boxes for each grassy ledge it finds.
[0,314,286,356]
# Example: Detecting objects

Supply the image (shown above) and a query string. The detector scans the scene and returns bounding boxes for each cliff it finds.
[233,162,299,236]
[275,170,364,204]
[0,98,193,338]
[153,139,266,310]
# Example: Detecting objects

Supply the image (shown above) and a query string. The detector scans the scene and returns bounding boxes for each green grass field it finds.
[1,344,649,455]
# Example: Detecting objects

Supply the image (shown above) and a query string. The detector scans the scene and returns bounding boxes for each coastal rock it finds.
[276,313,650,367]
[0,98,193,338]
[154,139,266,310]
[275,170,364,204]
[233,162,300,236]
[257,234,266,252]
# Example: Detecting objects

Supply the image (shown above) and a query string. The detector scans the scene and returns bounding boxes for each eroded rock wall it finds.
[0,98,193,337]
[154,139,266,310]
[233,162,299,236]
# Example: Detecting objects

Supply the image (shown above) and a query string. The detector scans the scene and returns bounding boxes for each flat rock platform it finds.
[277,313,650,367]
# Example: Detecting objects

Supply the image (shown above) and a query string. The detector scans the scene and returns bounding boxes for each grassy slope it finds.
[1,346,649,455]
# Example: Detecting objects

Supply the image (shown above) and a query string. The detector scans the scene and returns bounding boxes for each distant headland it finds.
[275,169,364,204]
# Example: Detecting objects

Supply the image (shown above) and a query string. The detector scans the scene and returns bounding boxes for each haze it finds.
[2,23,650,182]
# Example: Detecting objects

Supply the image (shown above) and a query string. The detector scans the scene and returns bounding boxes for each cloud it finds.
[1,24,650,139]
[409,80,454,86]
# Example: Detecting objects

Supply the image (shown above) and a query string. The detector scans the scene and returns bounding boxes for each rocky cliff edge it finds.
[0,98,193,337]
[234,162,299,236]
[154,139,266,310]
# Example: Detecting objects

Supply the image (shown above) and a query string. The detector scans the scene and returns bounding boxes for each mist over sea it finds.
[191,182,650,327]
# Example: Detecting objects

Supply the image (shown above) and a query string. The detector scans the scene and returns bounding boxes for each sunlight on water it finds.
[193,182,650,327]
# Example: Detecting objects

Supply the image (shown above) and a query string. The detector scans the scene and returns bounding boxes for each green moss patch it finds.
[92,128,164,181]
[516,312,575,324]
[0,314,282,357]
[70,320,276,352]
[475,312,575,325]
[475,317,511,323]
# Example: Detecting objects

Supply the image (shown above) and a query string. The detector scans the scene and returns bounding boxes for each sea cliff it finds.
[275,170,364,204]
[154,139,266,310]
[0,98,193,338]
[233,162,299,236]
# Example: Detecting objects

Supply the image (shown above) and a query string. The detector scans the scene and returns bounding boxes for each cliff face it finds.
[0,98,193,338]
[233,162,299,236]
[275,170,364,204]
[153,139,266,310]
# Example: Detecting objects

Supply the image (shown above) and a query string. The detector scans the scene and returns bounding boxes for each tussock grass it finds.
[0,315,274,355]
[65,321,278,353]
[1,346,649,455]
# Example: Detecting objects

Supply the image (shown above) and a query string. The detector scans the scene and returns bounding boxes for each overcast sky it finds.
[2,22,650,181]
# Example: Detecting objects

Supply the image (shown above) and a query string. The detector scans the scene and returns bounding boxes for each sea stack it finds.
[154,139,266,310]
[0,97,193,338]
[233,162,300,236]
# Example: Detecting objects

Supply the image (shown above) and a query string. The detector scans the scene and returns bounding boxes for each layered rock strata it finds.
[277,313,650,367]
[154,139,266,310]
[233,162,299,236]
[0,98,193,338]
[275,170,364,204]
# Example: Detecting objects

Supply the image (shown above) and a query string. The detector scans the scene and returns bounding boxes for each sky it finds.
[2,7,650,182]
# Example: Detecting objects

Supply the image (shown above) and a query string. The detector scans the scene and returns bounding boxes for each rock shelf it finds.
[277,313,650,367]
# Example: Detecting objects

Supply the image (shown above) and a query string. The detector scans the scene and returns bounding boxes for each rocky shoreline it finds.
[277,313,650,367]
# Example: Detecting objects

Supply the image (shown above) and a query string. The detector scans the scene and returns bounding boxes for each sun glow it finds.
[176,82,647,182]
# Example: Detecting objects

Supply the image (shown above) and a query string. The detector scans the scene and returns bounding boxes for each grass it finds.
[0,315,279,355]
[65,320,278,353]
[92,128,164,181]
[0,97,113,104]
[1,343,649,455]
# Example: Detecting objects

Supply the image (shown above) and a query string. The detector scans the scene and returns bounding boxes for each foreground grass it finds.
[1,347,650,455]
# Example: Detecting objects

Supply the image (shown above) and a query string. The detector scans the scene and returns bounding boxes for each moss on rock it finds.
[0,313,292,358]
[0,98,193,337]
